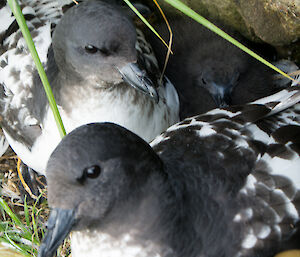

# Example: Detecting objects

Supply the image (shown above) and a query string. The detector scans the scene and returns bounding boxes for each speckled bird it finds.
[146,18,298,119]
[39,79,300,257]
[0,0,179,175]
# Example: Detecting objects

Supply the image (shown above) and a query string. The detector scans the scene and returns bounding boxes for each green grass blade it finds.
[0,198,28,234]
[3,232,32,257]
[163,0,295,82]
[123,0,172,53]
[7,0,66,138]
[0,197,40,245]
[23,197,30,228]
[31,210,39,243]
[0,220,34,257]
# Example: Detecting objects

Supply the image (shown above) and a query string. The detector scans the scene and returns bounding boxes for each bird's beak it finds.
[38,208,76,257]
[206,82,233,108]
[117,62,159,102]
[210,88,231,108]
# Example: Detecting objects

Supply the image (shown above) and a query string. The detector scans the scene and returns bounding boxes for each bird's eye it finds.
[84,165,101,179]
[77,165,101,184]
[202,78,207,85]
[85,45,98,54]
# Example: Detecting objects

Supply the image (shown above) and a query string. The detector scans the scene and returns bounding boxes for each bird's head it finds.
[38,123,163,257]
[52,1,158,100]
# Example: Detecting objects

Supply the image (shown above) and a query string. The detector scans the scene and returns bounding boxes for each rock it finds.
[151,0,300,64]
[236,0,299,45]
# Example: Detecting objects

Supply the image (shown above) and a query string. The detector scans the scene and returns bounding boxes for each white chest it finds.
[71,231,164,257]
[4,82,178,175]
[59,83,178,142]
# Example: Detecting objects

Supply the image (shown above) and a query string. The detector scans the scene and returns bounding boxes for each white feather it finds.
[71,231,164,257]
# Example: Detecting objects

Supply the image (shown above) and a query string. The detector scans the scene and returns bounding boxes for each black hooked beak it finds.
[205,81,234,108]
[38,208,76,257]
[117,62,159,103]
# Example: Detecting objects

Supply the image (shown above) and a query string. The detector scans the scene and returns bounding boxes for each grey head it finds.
[39,122,163,257]
[191,58,242,107]
[52,1,158,100]
[186,41,276,109]
[146,17,280,115]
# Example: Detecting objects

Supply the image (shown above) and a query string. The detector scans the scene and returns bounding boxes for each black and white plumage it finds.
[39,81,300,257]
[145,18,298,119]
[0,0,179,174]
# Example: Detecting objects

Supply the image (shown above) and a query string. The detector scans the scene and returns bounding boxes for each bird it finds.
[0,0,179,175]
[38,79,300,257]
[145,18,298,119]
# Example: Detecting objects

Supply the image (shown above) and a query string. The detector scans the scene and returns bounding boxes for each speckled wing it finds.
[135,29,161,87]
[151,83,300,255]
[0,130,9,156]
[135,28,175,92]
[151,84,300,146]
[135,28,179,117]
[0,0,69,148]
[232,104,300,256]
[233,80,300,255]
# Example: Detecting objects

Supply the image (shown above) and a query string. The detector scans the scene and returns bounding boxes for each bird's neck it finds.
[102,171,169,227]
[71,181,174,257]
[88,170,189,256]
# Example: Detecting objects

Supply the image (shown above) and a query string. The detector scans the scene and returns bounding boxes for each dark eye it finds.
[202,78,207,85]
[85,45,98,54]
[84,165,101,179]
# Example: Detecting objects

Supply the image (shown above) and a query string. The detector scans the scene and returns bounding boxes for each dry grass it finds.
[0,146,71,257]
